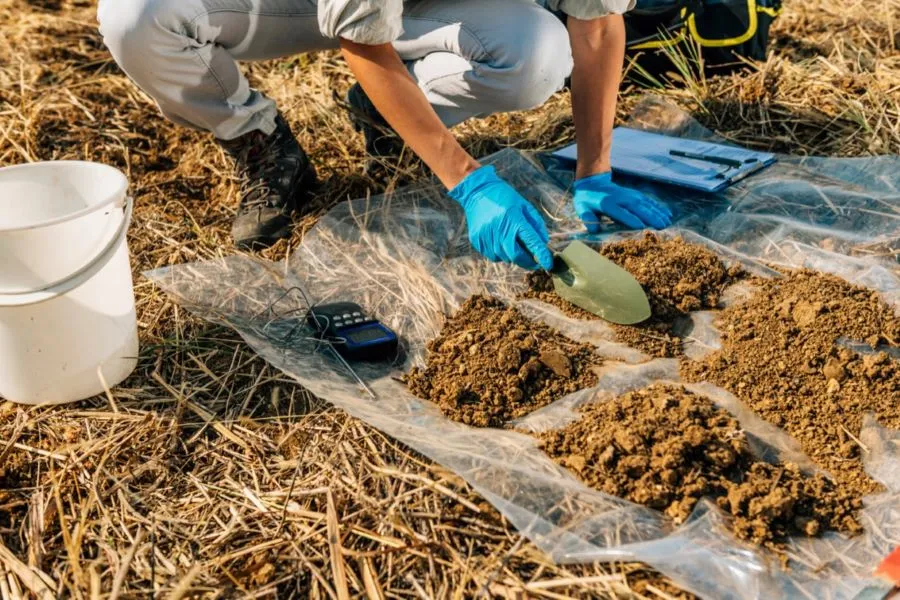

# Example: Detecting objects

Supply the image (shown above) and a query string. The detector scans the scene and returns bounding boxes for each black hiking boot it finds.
[219,113,317,249]
[344,83,408,176]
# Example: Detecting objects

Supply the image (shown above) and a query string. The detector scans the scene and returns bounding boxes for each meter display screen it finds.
[345,326,387,344]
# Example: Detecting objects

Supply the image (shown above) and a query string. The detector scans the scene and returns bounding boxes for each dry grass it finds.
[0,0,898,597]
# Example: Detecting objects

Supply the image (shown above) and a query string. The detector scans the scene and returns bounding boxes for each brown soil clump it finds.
[404,296,602,427]
[538,385,863,549]
[682,270,900,497]
[524,233,742,358]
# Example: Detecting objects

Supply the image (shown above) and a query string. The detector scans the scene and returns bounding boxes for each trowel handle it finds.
[547,253,577,286]
[548,253,569,276]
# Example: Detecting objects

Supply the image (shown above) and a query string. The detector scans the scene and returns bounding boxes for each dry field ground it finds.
[0,0,898,597]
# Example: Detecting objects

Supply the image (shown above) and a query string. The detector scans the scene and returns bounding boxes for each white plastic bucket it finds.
[0,161,139,405]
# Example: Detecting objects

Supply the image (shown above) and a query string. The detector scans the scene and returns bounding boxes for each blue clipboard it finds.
[552,127,777,192]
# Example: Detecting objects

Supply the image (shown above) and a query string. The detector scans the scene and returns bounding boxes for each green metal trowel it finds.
[548,240,651,325]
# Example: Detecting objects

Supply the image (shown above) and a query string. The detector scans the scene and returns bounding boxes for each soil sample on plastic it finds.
[682,269,900,497]
[404,295,602,428]
[523,233,742,358]
[538,384,863,549]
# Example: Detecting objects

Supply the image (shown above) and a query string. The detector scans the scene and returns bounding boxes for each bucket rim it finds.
[0,195,133,307]
[0,160,128,234]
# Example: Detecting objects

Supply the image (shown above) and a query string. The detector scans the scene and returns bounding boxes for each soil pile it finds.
[404,296,603,427]
[538,385,863,548]
[524,234,742,357]
[682,270,900,496]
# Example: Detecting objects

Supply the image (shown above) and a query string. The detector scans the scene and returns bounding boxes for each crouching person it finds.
[98,0,672,260]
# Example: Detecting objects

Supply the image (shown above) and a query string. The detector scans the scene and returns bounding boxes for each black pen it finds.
[669,149,746,169]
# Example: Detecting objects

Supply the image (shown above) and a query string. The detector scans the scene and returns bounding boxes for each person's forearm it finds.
[340,40,479,189]
[568,15,626,180]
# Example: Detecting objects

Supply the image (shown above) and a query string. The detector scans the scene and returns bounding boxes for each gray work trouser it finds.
[98,0,574,140]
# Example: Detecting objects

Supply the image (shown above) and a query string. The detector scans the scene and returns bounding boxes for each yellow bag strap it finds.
[687,0,757,47]
[629,1,782,52]
[630,28,688,50]
[630,8,688,50]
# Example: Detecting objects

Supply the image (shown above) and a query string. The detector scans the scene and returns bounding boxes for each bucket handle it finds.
[1,195,134,303]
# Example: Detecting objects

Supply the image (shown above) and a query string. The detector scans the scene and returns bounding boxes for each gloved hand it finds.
[449,165,553,271]
[573,172,673,233]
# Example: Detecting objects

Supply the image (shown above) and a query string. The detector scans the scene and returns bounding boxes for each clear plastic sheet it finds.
[146,99,900,599]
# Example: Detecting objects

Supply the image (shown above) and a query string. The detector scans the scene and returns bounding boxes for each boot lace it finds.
[233,132,284,211]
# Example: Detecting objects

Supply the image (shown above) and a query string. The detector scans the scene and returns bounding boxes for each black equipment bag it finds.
[624,0,783,75]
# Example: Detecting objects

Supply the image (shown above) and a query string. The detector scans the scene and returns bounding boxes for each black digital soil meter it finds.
[306,302,399,362]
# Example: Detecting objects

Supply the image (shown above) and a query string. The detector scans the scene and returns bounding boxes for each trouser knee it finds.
[488,9,573,112]
[97,0,194,75]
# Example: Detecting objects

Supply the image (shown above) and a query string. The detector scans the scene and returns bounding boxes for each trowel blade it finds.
[550,240,651,325]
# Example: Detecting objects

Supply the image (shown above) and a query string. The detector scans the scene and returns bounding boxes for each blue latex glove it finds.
[449,166,553,271]
[573,172,673,233]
